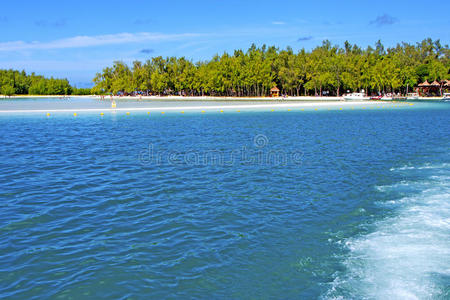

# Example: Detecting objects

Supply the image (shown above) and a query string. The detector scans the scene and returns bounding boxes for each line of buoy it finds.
[42,104,414,119]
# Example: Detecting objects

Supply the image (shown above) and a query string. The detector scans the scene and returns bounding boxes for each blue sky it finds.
[0,0,448,87]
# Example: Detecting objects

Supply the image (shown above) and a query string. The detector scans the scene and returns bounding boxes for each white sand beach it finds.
[0,99,399,114]
[4,95,342,101]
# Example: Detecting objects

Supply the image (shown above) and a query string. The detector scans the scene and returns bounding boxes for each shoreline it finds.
[1,95,345,101]
[0,95,444,101]
[0,101,395,114]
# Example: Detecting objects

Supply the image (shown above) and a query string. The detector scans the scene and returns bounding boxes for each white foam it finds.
[390,163,450,171]
[326,165,450,299]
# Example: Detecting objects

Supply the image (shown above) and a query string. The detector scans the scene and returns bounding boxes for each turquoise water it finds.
[0,97,322,111]
[0,100,449,298]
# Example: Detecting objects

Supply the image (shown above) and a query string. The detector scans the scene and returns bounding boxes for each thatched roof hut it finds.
[418,80,431,87]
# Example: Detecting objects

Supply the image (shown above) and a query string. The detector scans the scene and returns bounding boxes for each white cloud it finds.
[272,21,286,25]
[0,32,202,51]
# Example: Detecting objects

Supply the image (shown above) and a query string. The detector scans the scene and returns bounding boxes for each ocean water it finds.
[0,100,449,299]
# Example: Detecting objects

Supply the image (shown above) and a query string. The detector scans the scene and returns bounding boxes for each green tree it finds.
[1,84,15,96]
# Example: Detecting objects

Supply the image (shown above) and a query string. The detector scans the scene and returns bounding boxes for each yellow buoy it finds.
[100,112,104,116]
[288,109,291,111]
[73,113,77,116]
[46,113,50,117]
[111,101,116,108]
[220,110,224,113]
[147,112,150,115]
[181,111,184,114]
[161,111,165,114]
[314,108,318,111]
[301,108,304,111]
[271,109,275,112]
[126,112,130,115]
[237,110,240,112]
[339,108,343,110]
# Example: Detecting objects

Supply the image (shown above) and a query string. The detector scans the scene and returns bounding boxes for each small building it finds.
[430,80,441,95]
[443,80,450,92]
[270,86,280,97]
[417,80,445,96]
[430,80,440,87]
[417,80,431,96]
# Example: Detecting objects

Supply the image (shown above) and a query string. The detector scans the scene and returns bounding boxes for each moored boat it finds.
[343,91,369,101]
[381,93,393,100]
[407,92,419,100]
[443,93,450,101]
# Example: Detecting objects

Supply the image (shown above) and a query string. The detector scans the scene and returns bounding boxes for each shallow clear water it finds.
[0,100,449,299]
[0,97,318,111]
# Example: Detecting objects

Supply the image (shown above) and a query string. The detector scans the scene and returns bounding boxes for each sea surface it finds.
[0,99,449,299]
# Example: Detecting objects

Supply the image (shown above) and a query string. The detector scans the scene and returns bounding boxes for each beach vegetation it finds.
[0,84,15,96]
[92,38,449,97]
[0,69,85,96]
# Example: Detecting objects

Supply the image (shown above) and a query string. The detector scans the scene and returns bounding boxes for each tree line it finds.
[1,38,448,97]
[0,69,91,96]
[93,38,449,97]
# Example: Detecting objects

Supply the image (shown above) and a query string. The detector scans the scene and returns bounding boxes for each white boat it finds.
[443,93,450,101]
[381,93,393,100]
[407,93,419,100]
[343,91,369,101]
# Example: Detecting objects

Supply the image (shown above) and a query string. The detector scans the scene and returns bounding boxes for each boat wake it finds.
[325,162,450,299]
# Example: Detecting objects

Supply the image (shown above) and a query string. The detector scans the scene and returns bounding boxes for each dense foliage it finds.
[0,69,91,96]
[93,38,449,96]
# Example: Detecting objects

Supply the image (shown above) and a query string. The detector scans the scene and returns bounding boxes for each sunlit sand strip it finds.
[0,101,389,114]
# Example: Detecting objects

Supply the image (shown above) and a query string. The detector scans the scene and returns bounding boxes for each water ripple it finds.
[0,103,449,298]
